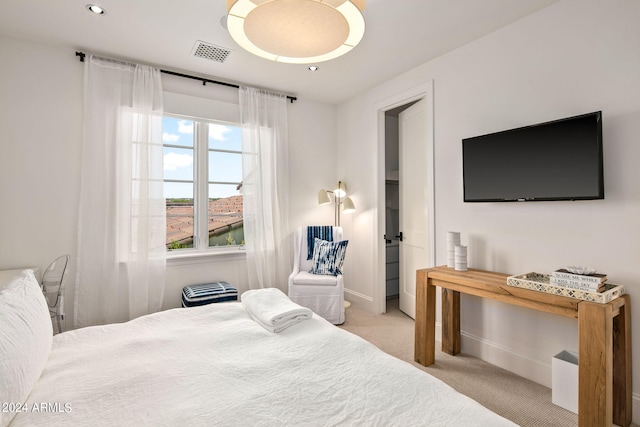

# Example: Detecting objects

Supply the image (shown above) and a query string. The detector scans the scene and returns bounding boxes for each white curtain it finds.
[75,55,166,328]
[240,87,291,290]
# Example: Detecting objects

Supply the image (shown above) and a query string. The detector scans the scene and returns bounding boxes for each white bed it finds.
[1,270,516,427]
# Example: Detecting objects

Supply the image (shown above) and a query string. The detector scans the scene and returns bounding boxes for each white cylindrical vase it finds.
[447,231,461,268]
[454,245,468,271]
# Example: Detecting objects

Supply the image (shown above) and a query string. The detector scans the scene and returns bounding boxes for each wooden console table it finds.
[414,266,632,427]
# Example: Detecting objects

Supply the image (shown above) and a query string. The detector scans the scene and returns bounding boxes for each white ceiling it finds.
[0,0,559,104]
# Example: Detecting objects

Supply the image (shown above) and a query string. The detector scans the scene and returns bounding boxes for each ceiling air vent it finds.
[191,41,231,63]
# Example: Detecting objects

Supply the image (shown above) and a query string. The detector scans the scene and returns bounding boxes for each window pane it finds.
[164,146,193,181]
[163,117,194,147]
[208,184,243,247]
[208,123,241,151]
[209,151,242,183]
[163,116,244,252]
[165,182,194,250]
[164,180,193,199]
[208,183,240,199]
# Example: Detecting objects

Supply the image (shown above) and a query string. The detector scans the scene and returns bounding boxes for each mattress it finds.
[10,302,516,426]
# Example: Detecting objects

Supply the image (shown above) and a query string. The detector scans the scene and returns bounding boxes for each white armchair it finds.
[288,226,345,325]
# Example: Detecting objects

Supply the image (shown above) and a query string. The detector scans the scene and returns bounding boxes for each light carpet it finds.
[338,298,630,427]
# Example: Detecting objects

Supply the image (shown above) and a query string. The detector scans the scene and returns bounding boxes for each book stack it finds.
[550,269,607,293]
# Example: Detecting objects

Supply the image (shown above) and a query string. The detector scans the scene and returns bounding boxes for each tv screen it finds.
[462,111,604,202]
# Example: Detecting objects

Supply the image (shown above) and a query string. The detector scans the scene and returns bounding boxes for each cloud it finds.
[178,120,193,134]
[209,123,233,141]
[164,152,193,171]
[163,132,180,143]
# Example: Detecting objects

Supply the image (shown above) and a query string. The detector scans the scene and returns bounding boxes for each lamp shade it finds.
[318,189,331,205]
[226,0,366,64]
[334,181,347,198]
[342,196,356,213]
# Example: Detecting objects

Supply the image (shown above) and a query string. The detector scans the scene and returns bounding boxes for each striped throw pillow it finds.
[309,238,349,276]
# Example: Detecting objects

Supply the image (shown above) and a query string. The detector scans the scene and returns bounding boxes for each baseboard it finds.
[459,329,552,388]
[434,321,550,386]
[344,288,375,312]
[438,323,640,424]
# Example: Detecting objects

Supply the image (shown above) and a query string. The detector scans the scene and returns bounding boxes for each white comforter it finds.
[11,303,515,426]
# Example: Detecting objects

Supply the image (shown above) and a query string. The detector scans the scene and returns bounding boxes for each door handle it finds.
[396,232,403,242]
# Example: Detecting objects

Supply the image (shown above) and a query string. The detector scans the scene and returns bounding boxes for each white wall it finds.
[337,0,640,408]
[0,35,337,321]
[0,36,83,308]
[287,98,338,230]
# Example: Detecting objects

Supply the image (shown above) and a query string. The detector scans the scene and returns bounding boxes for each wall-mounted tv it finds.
[462,111,604,202]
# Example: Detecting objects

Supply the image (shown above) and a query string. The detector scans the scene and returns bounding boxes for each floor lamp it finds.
[318,181,356,226]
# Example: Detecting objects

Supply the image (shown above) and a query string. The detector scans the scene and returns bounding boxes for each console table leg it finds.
[442,288,461,355]
[613,295,632,427]
[578,301,613,426]
[415,270,436,366]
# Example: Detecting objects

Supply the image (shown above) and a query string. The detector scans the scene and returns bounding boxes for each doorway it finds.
[383,102,418,304]
[377,83,435,318]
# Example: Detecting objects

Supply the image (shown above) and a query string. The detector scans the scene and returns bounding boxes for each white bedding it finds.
[10,302,516,426]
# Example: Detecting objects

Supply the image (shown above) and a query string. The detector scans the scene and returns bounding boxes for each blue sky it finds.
[162,117,243,199]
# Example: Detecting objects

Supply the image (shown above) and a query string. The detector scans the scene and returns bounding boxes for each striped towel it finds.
[307,226,333,260]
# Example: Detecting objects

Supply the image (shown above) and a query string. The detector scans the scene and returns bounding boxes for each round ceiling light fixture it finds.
[226,0,365,64]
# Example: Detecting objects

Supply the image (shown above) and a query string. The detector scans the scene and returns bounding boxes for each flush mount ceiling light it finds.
[226,0,365,64]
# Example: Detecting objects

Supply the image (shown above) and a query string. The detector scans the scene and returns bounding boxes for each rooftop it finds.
[166,195,243,246]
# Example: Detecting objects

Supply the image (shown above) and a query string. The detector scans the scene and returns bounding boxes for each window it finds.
[163,115,244,252]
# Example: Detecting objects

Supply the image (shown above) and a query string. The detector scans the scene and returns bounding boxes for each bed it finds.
[1,269,516,427]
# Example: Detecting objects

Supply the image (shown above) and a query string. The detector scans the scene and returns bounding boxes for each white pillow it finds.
[0,270,52,427]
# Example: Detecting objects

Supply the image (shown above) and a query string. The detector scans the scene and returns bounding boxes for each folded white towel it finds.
[241,288,313,333]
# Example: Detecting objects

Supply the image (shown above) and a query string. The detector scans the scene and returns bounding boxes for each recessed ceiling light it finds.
[86,4,106,15]
[308,66,319,72]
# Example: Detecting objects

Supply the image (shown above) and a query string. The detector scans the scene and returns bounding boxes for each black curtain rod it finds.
[75,51,297,103]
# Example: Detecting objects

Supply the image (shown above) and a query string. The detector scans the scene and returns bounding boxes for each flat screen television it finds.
[462,111,604,202]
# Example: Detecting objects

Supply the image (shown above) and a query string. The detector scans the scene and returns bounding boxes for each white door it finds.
[398,98,430,319]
